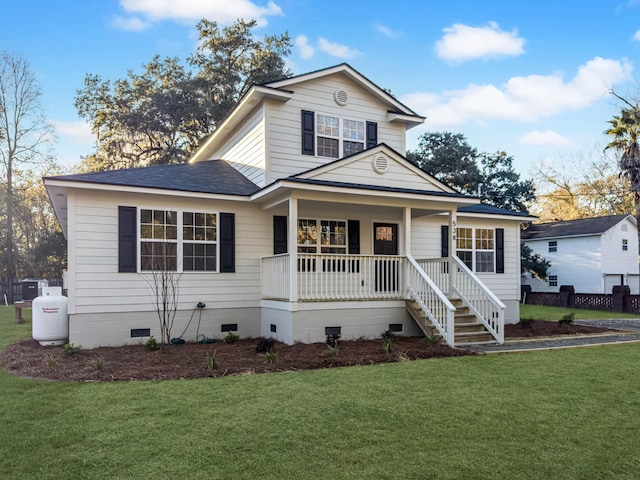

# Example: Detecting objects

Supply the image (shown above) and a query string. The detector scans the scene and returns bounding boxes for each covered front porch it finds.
[253,174,506,347]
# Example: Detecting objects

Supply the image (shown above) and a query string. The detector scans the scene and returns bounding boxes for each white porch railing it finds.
[261,254,404,301]
[261,253,504,345]
[261,254,290,300]
[450,256,505,344]
[406,255,456,346]
[417,256,505,344]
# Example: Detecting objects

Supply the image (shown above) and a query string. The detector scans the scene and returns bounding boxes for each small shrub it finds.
[325,343,339,357]
[223,331,240,344]
[205,351,217,370]
[90,356,105,370]
[264,348,278,364]
[45,354,58,367]
[63,343,80,356]
[424,334,441,347]
[381,330,393,353]
[558,312,575,329]
[256,338,275,353]
[519,317,534,327]
[145,336,160,351]
[325,333,341,348]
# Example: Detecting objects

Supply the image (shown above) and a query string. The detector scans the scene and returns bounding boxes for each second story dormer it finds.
[190,63,425,187]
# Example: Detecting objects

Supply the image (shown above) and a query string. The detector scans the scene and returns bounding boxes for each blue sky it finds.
[2,0,640,178]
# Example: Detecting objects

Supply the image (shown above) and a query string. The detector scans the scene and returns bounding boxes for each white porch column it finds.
[404,207,412,298]
[289,197,298,303]
[403,207,412,256]
[448,209,457,295]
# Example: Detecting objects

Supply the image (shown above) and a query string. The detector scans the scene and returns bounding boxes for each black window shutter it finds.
[118,206,137,273]
[366,121,378,149]
[273,216,288,254]
[348,220,360,254]
[495,228,505,274]
[441,225,449,258]
[301,110,315,155]
[220,213,235,273]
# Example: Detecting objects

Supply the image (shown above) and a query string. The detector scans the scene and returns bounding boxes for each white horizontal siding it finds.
[265,74,406,183]
[70,190,271,316]
[306,154,446,192]
[411,215,522,302]
[209,106,266,186]
[524,236,602,293]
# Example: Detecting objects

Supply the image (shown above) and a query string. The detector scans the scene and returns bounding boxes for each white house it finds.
[522,214,639,294]
[44,63,534,349]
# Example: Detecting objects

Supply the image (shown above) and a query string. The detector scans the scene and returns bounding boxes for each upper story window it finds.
[316,114,365,158]
[456,227,495,273]
[623,239,628,251]
[548,241,557,252]
[548,275,558,287]
[302,110,376,158]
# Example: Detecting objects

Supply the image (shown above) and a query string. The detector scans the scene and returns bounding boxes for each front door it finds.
[373,223,399,291]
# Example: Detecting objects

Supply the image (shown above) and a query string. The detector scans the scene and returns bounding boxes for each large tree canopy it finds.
[407,131,481,196]
[75,19,292,171]
[408,131,535,213]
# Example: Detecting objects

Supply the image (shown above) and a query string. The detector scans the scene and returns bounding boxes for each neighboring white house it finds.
[44,63,534,349]
[522,214,639,294]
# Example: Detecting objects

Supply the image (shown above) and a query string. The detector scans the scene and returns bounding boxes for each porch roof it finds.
[282,177,472,199]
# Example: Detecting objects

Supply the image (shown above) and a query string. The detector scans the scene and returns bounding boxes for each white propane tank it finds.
[32,287,69,346]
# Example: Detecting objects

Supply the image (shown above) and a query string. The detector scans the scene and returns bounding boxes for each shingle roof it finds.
[283,177,472,198]
[521,214,632,240]
[46,160,261,196]
[458,203,533,217]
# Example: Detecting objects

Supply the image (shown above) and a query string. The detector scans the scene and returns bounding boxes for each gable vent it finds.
[334,89,349,106]
[372,155,389,174]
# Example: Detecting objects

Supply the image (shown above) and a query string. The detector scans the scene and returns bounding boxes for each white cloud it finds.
[317,38,361,59]
[633,30,640,41]
[295,35,315,59]
[374,23,401,39]
[520,130,572,147]
[402,57,633,128]
[111,16,150,31]
[115,0,283,29]
[435,21,525,63]
[52,120,93,145]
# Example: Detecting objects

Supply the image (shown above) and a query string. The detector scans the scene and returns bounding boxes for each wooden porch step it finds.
[405,300,440,343]
[455,322,488,333]
[455,331,495,343]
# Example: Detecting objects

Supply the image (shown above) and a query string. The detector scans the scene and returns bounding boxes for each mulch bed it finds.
[0,320,610,382]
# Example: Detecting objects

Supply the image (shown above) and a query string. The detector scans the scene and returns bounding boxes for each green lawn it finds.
[2,306,640,479]
[520,303,640,321]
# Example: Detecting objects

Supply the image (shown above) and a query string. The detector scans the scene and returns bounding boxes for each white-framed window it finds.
[622,239,628,251]
[548,275,558,287]
[548,241,557,252]
[316,114,364,158]
[456,227,495,273]
[297,218,347,254]
[140,209,217,272]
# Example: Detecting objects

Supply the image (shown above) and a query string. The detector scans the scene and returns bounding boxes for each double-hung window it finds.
[140,209,217,272]
[456,227,495,273]
[316,114,365,158]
